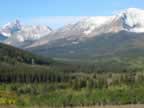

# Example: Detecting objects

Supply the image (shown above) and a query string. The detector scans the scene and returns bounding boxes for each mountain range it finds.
[0,20,52,47]
[1,8,144,59]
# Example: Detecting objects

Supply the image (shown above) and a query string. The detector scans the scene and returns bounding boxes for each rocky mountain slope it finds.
[0,20,52,47]
[26,8,144,59]
[27,8,144,49]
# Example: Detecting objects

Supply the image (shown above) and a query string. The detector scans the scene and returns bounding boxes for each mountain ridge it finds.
[26,8,144,49]
[1,20,52,47]
[1,8,144,60]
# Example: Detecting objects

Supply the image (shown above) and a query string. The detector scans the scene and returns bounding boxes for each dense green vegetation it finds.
[1,56,144,107]
[0,43,144,107]
[0,43,54,65]
[1,71,144,107]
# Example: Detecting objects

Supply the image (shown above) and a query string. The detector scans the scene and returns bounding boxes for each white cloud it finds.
[24,16,87,29]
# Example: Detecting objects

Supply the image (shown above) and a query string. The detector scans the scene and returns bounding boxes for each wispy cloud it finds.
[24,16,87,29]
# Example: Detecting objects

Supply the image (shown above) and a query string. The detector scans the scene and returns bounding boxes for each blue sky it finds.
[0,0,144,29]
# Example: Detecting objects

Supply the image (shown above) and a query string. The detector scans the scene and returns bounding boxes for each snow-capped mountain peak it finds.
[2,19,21,29]
[0,19,52,47]
[79,16,114,35]
[117,8,144,32]
[4,24,52,47]
[17,25,52,42]
[0,19,22,37]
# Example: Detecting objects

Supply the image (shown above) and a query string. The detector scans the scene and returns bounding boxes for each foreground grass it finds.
[0,83,144,107]
[74,104,144,108]
[0,104,144,108]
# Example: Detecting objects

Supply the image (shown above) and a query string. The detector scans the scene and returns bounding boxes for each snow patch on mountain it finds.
[0,20,21,37]
[4,25,52,47]
[118,8,144,32]
[16,25,52,42]
[77,17,113,35]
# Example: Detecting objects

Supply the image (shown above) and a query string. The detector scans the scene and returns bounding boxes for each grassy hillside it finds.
[0,43,54,65]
